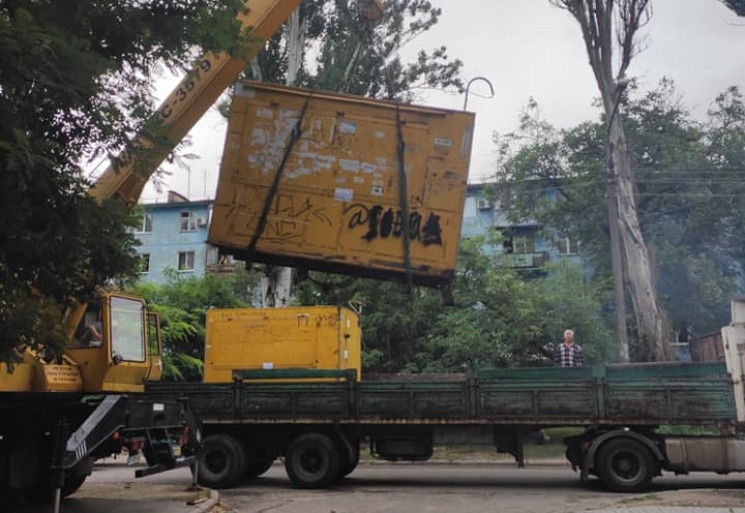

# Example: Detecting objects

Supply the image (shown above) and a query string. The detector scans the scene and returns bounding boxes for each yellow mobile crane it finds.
[0,0,387,506]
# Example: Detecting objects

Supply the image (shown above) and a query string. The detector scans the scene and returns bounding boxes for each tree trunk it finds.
[262,7,307,308]
[550,0,674,361]
[608,117,673,361]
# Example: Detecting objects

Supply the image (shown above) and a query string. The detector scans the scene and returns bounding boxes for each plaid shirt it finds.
[554,342,585,367]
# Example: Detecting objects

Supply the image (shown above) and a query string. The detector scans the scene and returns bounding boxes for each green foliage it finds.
[417,239,613,372]
[130,271,252,381]
[492,81,745,346]
[722,0,745,16]
[0,1,243,362]
[294,236,613,374]
[248,0,463,101]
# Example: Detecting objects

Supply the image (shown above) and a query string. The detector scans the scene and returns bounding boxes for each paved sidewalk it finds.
[589,509,745,513]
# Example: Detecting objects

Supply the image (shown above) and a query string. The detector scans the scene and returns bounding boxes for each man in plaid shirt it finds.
[554,329,585,367]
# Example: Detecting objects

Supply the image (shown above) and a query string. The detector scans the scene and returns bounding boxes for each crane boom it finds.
[65,0,300,340]
[90,0,302,206]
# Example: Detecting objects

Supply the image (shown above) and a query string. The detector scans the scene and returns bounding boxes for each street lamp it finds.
[463,77,494,111]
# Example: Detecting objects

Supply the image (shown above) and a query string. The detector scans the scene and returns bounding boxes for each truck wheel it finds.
[338,443,360,479]
[596,438,654,493]
[285,433,340,489]
[244,446,275,479]
[198,434,246,489]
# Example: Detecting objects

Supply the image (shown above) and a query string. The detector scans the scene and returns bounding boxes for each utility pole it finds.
[606,86,630,363]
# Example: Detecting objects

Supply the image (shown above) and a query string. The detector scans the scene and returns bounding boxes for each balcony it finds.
[206,263,239,275]
[497,251,548,270]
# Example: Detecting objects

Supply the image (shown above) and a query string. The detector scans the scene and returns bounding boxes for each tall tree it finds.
[722,0,745,15]
[245,0,463,101]
[493,82,745,354]
[549,0,673,361]
[0,0,243,362]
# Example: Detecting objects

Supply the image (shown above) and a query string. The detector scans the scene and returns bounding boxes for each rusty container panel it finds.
[690,332,725,363]
[204,305,361,383]
[209,81,475,286]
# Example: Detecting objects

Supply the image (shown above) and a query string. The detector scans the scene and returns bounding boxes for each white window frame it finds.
[556,237,582,255]
[137,211,153,233]
[513,235,535,254]
[180,211,196,232]
[178,251,195,271]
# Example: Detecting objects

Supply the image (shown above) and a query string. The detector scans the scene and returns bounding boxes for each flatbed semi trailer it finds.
[145,298,745,493]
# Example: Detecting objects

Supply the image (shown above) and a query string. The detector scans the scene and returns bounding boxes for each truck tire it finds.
[198,434,246,489]
[243,445,275,479]
[285,433,340,489]
[338,443,360,479]
[595,438,654,493]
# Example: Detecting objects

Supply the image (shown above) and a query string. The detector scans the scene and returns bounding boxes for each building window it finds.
[206,247,219,266]
[180,211,196,232]
[556,237,581,255]
[138,211,153,233]
[178,251,195,271]
[137,253,150,274]
[513,235,535,254]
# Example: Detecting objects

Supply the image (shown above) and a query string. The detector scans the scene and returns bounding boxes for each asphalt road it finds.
[215,463,745,513]
[16,463,745,513]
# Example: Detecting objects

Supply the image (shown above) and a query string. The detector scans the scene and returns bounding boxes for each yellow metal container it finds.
[204,305,361,383]
[209,81,475,287]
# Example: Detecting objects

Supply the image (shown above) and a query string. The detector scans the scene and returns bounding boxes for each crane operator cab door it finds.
[68,293,151,392]
[145,312,164,382]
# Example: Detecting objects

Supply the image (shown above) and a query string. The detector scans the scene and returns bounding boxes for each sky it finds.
[135,0,745,203]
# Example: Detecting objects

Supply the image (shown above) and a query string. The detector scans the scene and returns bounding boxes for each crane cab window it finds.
[109,296,146,363]
[71,306,104,349]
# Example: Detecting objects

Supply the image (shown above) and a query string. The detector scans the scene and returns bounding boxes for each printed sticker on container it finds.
[434,137,453,148]
[340,159,360,173]
[339,121,357,134]
[256,107,273,118]
[280,109,300,119]
[262,362,274,370]
[335,188,354,202]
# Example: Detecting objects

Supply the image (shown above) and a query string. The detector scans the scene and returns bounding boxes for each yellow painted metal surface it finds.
[91,0,302,207]
[0,363,34,392]
[204,306,361,383]
[209,81,475,287]
[33,364,83,392]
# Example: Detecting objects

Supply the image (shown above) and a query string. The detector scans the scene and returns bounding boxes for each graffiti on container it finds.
[259,194,332,243]
[344,203,442,246]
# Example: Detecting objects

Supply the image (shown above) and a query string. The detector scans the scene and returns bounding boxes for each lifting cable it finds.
[244,93,313,260]
[395,103,414,295]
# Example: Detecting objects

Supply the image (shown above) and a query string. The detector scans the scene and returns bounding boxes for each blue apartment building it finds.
[461,183,584,272]
[134,184,585,284]
[133,192,223,284]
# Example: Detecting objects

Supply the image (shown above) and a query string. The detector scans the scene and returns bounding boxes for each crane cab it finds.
[66,292,163,392]
[0,292,162,393]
